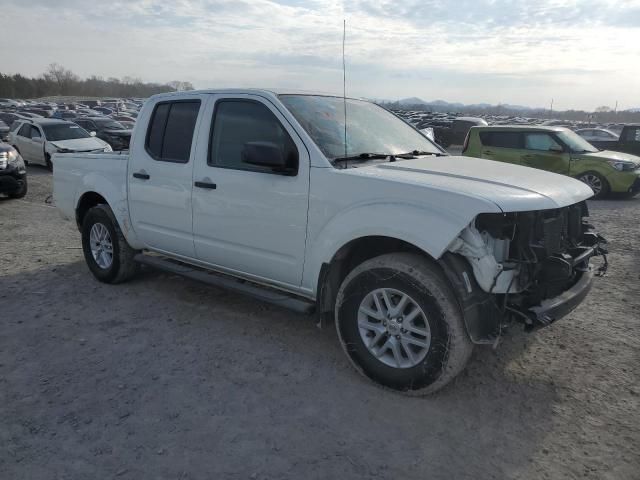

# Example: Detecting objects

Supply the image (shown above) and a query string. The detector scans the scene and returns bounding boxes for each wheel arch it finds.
[73,177,143,249]
[315,235,435,324]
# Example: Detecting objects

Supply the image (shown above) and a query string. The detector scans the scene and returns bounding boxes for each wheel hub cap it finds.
[357,287,431,369]
[89,223,113,269]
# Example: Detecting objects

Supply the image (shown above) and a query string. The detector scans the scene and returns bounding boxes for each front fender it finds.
[302,200,501,293]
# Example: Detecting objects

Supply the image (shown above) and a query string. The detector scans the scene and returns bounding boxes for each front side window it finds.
[30,127,42,139]
[145,101,200,163]
[524,133,562,151]
[209,100,297,174]
[279,95,440,161]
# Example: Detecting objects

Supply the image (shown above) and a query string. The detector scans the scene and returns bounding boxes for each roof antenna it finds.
[342,19,348,167]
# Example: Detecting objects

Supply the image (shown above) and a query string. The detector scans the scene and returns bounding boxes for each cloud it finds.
[1,0,639,109]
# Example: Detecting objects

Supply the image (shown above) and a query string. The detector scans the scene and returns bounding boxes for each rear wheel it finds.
[335,253,473,395]
[578,171,609,199]
[81,204,139,284]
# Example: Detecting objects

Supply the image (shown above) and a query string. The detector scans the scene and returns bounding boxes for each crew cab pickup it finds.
[586,124,640,156]
[53,89,607,394]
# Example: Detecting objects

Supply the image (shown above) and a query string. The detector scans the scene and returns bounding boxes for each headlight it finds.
[103,144,113,152]
[606,160,637,172]
[0,149,24,170]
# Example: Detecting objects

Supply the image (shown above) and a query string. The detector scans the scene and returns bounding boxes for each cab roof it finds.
[148,88,357,102]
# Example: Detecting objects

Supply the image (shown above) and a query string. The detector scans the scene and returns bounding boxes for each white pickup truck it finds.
[54,89,606,394]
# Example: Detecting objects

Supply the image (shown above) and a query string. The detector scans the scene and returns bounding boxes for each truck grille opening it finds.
[475,202,597,305]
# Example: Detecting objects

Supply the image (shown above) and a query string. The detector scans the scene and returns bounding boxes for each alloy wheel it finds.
[357,288,431,368]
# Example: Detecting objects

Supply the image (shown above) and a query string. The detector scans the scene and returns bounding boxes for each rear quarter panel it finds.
[53,152,144,247]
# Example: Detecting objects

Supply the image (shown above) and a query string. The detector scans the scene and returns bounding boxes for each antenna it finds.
[342,19,348,165]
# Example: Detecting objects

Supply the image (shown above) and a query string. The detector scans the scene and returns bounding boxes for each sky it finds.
[2,0,639,110]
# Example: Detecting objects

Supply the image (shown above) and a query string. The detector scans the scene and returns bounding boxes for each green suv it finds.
[463,126,640,198]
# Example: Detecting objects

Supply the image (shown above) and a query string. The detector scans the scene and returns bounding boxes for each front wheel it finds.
[81,204,139,284]
[577,171,609,199]
[335,253,473,395]
[8,178,27,199]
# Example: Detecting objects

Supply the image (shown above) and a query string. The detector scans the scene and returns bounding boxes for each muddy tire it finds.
[81,204,139,284]
[335,252,473,395]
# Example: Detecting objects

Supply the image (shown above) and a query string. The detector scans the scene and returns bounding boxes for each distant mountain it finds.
[396,98,535,111]
[397,97,429,106]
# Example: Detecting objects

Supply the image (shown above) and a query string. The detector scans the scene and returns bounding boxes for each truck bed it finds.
[53,151,130,225]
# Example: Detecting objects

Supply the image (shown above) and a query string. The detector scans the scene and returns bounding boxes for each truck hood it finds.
[352,155,594,212]
[50,137,107,151]
[578,150,640,165]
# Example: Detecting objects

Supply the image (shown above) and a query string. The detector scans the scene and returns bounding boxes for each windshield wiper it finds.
[400,150,447,157]
[333,153,394,163]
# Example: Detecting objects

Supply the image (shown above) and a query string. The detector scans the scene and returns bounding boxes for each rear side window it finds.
[524,133,562,151]
[145,100,200,163]
[479,131,523,149]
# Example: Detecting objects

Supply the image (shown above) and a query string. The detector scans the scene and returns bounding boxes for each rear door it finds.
[478,131,524,165]
[127,96,205,257]
[521,132,570,175]
[191,94,310,287]
[29,124,46,165]
[14,123,34,161]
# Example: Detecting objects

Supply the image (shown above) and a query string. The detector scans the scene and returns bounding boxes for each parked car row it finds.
[0,97,142,155]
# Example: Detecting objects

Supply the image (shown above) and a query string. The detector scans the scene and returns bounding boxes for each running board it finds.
[134,253,315,315]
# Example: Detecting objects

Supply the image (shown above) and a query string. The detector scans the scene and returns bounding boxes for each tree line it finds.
[0,64,194,99]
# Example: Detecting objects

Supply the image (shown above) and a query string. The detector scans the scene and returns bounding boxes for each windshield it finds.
[95,119,126,130]
[279,95,441,161]
[556,130,599,153]
[42,124,91,141]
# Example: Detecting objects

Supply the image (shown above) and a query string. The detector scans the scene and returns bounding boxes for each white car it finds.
[53,89,607,394]
[8,119,111,170]
[0,98,24,107]
[575,128,619,143]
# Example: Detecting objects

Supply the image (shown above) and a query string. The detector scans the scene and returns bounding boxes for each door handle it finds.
[133,172,150,180]
[194,181,217,189]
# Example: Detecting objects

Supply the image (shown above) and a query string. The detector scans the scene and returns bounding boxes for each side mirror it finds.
[89,131,96,137]
[549,145,563,153]
[241,141,296,174]
[33,136,43,143]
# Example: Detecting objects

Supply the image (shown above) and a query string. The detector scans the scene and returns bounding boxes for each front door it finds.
[127,96,205,258]
[191,94,310,288]
[521,132,570,175]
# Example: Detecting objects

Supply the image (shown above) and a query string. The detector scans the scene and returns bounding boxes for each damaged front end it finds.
[441,201,607,344]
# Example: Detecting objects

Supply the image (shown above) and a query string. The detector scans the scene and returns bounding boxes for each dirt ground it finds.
[1,166,639,480]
